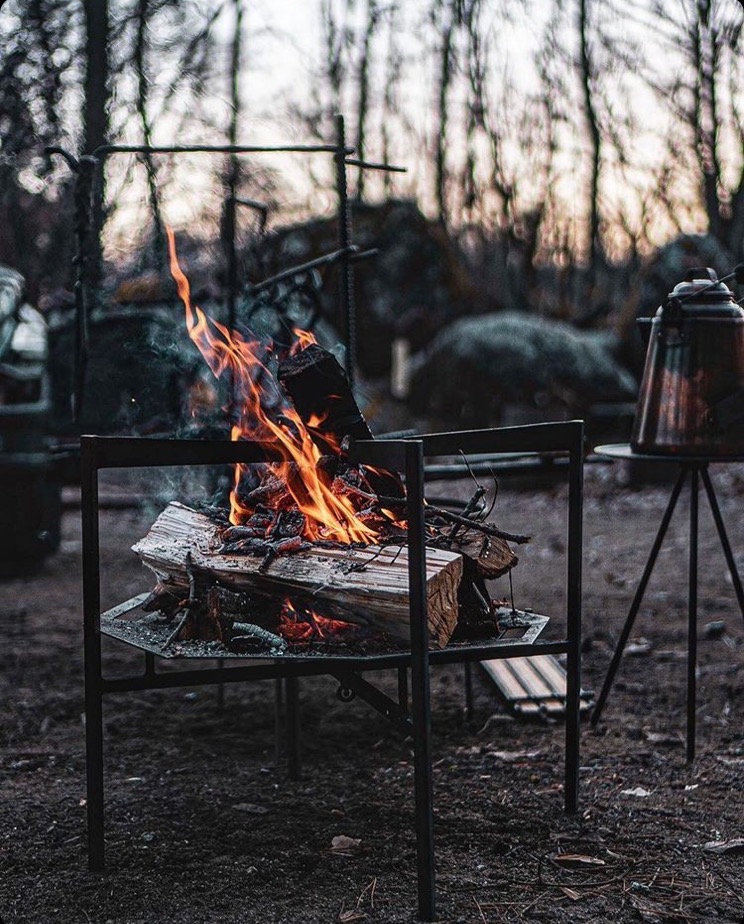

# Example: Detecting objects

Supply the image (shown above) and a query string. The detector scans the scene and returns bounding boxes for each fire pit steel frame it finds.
[81,420,584,922]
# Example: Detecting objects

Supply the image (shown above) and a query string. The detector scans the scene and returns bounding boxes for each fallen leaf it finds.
[643,731,683,747]
[704,838,744,855]
[232,803,269,815]
[560,887,582,900]
[330,835,362,854]
[621,786,652,797]
[488,749,543,763]
[552,854,606,868]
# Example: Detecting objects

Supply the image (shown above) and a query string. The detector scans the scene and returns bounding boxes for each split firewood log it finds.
[133,502,463,648]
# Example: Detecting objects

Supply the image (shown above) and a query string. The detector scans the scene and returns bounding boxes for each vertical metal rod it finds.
[81,437,105,871]
[285,675,301,781]
[687,466,699,763]
[144,652,155,677]
[334,114,355,386]
[463,661,474,721]
[564,422,584,814]
[397,666,409,714]
[217,659,225,711]
[406,441,436,922]
[591,466,688,726]
[700,466,744,621]
[274,676,284,767]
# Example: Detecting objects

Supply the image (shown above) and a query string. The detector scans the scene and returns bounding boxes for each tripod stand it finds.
[591,444,744,762]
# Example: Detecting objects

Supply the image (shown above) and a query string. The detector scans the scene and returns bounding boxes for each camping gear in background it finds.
[631,266,744,455]
[0,266,60,573]
[47,303,203,439]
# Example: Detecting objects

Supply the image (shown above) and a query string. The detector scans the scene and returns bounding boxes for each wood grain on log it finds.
[132,502,463,648]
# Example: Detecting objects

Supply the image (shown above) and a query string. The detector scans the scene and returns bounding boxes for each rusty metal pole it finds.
[334,114,356,387]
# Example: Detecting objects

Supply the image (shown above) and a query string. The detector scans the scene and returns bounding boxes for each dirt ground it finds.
[1,458,743,924]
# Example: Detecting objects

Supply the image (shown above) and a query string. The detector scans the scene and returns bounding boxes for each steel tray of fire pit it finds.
[100,592,550,662]
[82,422,583,922]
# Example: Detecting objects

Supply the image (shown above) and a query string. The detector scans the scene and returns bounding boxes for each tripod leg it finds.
[591,467,688,726]
[687,468,699,763]
[700,467,744,622]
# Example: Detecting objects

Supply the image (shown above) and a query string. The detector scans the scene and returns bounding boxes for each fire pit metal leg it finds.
[285,676,301,781]
[81,439,105,871]
[564,427,584,814]
[216,659,225,711]
[463,661,474,721]
[397,667,409,714]
[406,442,436,922]
[274,677,284,767]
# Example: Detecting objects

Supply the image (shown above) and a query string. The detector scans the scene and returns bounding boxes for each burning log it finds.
[151,231,526,653]
[133,502,463,648]
[277,343,373,450]
[277,344,404,500]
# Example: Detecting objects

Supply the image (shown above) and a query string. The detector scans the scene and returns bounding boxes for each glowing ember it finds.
[278,598,358,642]
[166,228,379,544]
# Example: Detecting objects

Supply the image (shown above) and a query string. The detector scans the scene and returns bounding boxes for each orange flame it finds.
[290,327,318,355]
[166,228,377,544]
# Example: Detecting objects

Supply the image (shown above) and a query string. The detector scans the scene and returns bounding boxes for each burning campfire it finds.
[130,231,530,656]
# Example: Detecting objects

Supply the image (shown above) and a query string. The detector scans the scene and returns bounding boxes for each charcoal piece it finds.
[220,524,266,542]
[245,476,287,505]
[268,509,306,539]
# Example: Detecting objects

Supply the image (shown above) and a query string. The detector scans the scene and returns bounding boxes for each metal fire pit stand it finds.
[82,421,584,922]
[590,444,744,762]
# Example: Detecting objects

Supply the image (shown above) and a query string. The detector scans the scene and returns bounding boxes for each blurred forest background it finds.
[2,0,744,435]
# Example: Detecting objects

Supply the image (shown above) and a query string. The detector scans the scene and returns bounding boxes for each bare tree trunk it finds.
[82,0,109,287]
[692,0,723,242]
[355,0,380,200]
[461,0,483,216]
[725,123,744,255]
[381,1,401,197]
[435,0,458,225]
[578,0,601,282]
[83,0,108,156]
[135,0,164,265]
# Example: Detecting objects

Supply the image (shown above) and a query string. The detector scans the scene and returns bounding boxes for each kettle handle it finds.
[683,266,718,282]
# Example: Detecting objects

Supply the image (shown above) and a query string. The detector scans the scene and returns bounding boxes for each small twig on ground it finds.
[473,896,487,924]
